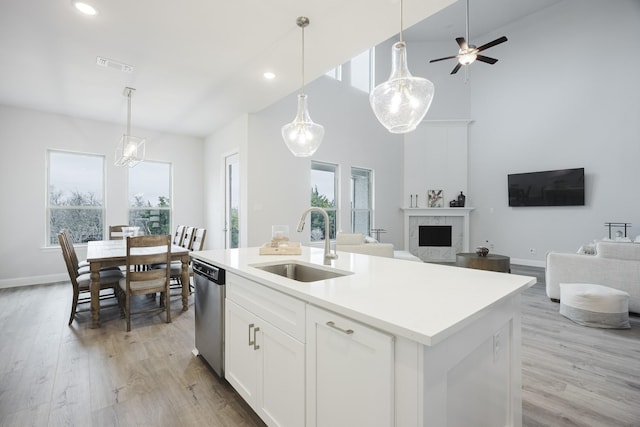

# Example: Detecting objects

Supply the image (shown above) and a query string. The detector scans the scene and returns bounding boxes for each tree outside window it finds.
[128,161,172,235]
[48,150,104,245]
[310,161,338,241]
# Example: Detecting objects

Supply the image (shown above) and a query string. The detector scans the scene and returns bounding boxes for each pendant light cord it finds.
[399,0,404,43]
[301,22,305,95]
[126,90,131,136]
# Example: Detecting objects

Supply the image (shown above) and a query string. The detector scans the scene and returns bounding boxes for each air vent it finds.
[96,56,134,73]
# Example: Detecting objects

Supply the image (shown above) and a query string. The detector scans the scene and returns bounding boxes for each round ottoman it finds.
[559,283,630,329]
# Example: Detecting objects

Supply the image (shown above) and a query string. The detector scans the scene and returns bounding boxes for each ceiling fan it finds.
[429,0,508,75]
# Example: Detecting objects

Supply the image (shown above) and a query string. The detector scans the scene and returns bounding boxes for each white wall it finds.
[465,0,640,265]
[203,114,249,250]
[0,105,204,287]
[245,75,405,249]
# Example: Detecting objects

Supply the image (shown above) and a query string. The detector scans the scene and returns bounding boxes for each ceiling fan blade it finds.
[451,63,462,74]
[476,55,498,64]
[456,37,468,50]
[477,36,508,52]
[429,55,458,63]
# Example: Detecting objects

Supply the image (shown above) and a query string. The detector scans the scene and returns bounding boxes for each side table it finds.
[456,252,511,273]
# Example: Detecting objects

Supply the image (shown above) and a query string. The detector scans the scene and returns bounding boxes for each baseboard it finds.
[0,273,67,289]
[510,258,546,268]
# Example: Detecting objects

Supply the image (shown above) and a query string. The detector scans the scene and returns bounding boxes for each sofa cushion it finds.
[596,241,640,261]
[559,283,630,329]
[336,233,365,245]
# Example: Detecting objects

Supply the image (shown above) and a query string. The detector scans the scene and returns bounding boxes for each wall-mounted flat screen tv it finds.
[508,168,585,207]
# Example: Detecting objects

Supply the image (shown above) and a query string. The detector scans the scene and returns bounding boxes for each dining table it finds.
[86,239,191,328]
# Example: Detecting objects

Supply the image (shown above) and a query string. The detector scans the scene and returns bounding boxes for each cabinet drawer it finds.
[227,273,306,342]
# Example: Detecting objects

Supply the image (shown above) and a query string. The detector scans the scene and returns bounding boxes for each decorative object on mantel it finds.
[369,0,434,133]
[114,87,145,168]
[449,191,466,207]
[427,190,444,208]
[475,246,490,257]
[281,16,324,157]
[410,194,419,208]
[604,222,631,239]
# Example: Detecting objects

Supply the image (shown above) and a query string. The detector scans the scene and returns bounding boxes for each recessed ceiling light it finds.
[73,1,98,16]
[263,72,276,80]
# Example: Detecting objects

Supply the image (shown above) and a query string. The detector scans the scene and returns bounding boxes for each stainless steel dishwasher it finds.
[193,258,226,378]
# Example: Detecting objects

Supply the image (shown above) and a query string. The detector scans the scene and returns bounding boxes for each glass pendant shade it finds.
[370,41,434,134]
[114,87,145,167]
[281,93,324,157]
[115,134,146,167]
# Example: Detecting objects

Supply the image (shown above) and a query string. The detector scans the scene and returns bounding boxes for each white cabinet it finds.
[306,305,395,427]
[225,273,305,427]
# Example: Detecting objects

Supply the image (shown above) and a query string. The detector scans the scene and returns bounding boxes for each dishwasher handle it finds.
[192,259,225,284]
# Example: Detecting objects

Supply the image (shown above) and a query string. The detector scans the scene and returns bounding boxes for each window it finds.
[351,167,373,235]
[48,150,105,245]
[310,161,338,242]
[325,65,342,81]
[128,161,172,235]
[350,48,374,93]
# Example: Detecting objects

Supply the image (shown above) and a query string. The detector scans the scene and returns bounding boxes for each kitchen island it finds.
[191,246,536,427]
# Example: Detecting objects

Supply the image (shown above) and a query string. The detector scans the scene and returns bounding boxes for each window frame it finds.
[127,160,173,236]
[46,149,106,246]
[350,167,374,235]
[310,161,339,243]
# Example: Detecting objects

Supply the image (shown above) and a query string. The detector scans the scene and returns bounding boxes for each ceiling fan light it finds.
[370,41,434,134]
[458,51,477,65]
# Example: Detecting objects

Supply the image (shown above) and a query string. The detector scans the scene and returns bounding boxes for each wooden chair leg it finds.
[165,288,172,324]
[68,289,79,325]
[125,293,131,332]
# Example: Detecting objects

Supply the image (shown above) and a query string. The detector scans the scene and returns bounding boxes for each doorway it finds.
[225,153,239,249]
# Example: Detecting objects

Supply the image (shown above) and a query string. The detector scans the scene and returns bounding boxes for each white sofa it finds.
[335,233,422,262]
[546,241,640,313]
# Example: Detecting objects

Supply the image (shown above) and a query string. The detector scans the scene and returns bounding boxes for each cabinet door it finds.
[225,300,259,405]
[306,306,394,427]
[258,319,305,427]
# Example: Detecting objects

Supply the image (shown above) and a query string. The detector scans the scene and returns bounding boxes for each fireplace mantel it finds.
[401,207,475,259]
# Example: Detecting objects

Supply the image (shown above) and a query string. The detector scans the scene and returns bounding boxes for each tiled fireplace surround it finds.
[403,208,473,262]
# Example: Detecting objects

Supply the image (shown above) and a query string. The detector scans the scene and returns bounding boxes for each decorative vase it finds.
[475,246,489,257]
[457,191,466,207]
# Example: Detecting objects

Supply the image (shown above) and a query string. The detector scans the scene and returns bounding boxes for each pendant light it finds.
[370,0,435,134]
[114,87,145,167]
[281,16,324,157]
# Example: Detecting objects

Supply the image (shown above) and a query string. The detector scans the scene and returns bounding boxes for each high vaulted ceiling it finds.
[0,0,562,138]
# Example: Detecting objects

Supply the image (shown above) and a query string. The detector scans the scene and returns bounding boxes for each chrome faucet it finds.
[297,207,338,265]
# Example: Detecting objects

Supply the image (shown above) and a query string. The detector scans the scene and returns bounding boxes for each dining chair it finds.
[180,226,195,249]
[58,232,124,325]
[109,224,129,240]
[118,235,172,331]
[172,225,186,246]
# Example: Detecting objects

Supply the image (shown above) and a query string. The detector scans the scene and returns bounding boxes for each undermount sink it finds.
[251,262,352,283]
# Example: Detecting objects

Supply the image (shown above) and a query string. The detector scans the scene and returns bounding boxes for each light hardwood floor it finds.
[0,267,638,427]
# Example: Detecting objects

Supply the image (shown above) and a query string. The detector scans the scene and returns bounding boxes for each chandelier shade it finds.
[115,87,145,167]
[369,0,434,134]
[370,42,434,133]
[281,16,324,157]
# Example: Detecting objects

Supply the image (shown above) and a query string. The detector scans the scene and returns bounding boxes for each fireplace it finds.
[403,208,473,262]
[419,225,452,247]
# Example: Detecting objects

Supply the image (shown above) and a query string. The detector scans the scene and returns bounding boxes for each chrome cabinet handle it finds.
[253,327,260,350]
[326,321,354,335]
[248,323,255,346]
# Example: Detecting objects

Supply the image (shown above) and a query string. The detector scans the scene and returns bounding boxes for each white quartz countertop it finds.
[191,246,536,346]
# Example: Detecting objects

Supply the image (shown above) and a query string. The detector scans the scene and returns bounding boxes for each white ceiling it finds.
[0,0,562,138]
